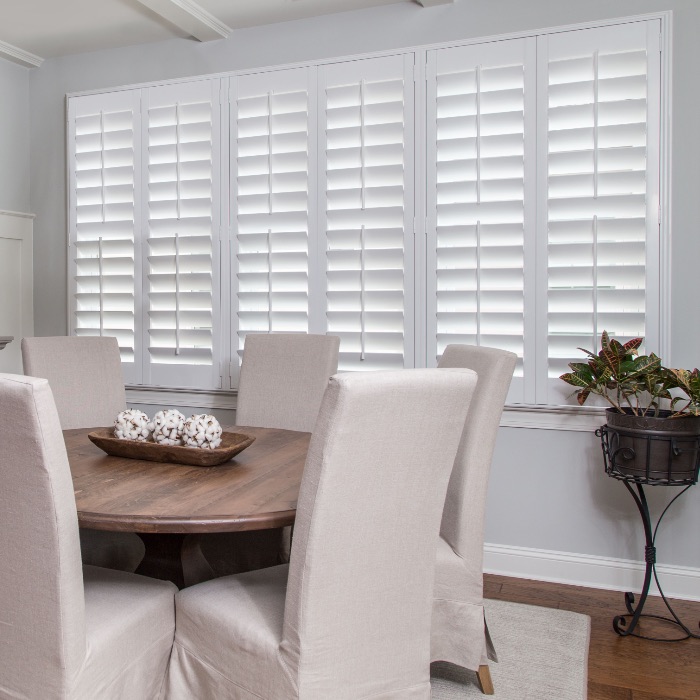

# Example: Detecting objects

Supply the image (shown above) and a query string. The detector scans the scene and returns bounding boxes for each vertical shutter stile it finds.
[319,54,415,371]
[144,79,222,389]
[541,21,661,404]
[232,68,313,380]
[68,90,141,385]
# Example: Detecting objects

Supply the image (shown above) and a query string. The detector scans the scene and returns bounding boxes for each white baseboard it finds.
[484,543,700,602]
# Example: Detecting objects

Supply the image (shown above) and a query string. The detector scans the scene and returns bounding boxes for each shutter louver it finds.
[69,91,140,384]
[320,56,414,371]
[232,69,312,370]
[541,22,660,404]
[144,81,221,388]
[426,39,534,402]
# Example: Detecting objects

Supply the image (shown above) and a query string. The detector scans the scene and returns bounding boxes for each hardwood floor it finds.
[484,574,700,700]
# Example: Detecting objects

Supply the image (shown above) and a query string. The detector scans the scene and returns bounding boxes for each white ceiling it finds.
[0,0,420,63]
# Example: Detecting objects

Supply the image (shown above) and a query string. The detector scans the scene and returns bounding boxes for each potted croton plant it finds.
[560,331,700,484]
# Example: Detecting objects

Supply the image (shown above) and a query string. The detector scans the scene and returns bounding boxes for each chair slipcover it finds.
[236,332,341,432]
[21,335,145,573]
[165,368,478,699]
[0,373,176,699]
[21,336,127,430]
[197,332,341,578]
[432,345,517,672]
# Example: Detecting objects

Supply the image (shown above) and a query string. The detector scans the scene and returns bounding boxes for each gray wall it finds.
[28,0,700,573]
[0,58,30,213]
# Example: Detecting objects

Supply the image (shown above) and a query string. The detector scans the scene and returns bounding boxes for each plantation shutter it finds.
[319,55,415,371]
[231,68,314,381]
[539,21,661,405]
[143,79,222,389]
[426,38,535,403]
[68,90,141,385]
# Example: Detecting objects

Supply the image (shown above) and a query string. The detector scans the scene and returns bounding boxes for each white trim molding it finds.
[415,0,455,6]
[484,543,700,602]
[126,385,237,410]
[134,0,232,41]
[0,39,43,68]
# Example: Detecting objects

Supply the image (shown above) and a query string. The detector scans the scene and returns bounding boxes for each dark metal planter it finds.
[599,408,700,486]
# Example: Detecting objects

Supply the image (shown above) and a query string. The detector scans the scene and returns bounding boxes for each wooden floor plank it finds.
[485,574,700,700]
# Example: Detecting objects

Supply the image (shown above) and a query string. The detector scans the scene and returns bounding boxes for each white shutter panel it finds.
[231,68,314,377]
[540,21,661,404]
[319,55,414,371]
[143,80,222,389]
[68,90,141,385]
[426,39,535,403]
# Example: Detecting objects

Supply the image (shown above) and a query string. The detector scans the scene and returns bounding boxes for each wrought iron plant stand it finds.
[597,416,700,641]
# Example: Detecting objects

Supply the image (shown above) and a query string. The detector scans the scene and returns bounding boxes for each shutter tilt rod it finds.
[476,65,482,205]
[98,236,104,337]
[267,91,273,215]
[267,228,273,332]
[476,220,481,345]
[593,51,599,200]
[99,110,106,224]
[360,79,366,211]
[593,214,598,346]
[175,103,182,220]
[174,232,180,356]
[360,224,366,361]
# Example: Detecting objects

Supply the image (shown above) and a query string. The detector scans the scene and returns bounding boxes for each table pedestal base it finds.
[135,534,215,589]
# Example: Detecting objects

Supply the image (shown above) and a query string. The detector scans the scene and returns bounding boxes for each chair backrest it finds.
[0,374,86,698]
[236,333,340,432]
[21,336,127,430]
[281,368,477,697]
[437,344,516,559]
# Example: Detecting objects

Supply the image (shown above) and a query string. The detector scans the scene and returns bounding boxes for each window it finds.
[67,17,665,406]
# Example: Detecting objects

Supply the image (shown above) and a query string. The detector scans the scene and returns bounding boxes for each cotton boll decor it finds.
[150,409,186,446]
[114,409,152,441]
[183,414,223,449]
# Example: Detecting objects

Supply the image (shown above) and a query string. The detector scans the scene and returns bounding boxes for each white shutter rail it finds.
[426,38,536,403]
[68,90,141,385]
[319,54,415,371]
[143,79,222,389]
[231,67,314,377]
[538,21,661,405]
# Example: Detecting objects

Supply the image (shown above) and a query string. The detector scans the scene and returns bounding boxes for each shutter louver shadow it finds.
[321,56,414,371]
[70,92,140,384]
[145,81,221,389]
[233,69,312,372]
[542,22,660,404]
[427,40,534,402]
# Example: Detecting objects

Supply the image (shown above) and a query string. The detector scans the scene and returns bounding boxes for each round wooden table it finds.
[65,425,310,587]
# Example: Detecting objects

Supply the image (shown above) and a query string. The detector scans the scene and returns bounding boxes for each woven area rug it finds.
[431,599,590,699]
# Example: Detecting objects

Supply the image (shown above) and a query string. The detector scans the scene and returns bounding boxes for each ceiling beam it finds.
[135,0,232,42]
[415,0,455,6]
[0,39,43,68]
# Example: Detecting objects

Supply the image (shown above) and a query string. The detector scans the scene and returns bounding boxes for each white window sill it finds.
[126,385,607,432]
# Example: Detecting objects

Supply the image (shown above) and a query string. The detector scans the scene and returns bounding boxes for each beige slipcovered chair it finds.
[236,332,341,432]
[432,344,517,694]
[195,332,341,578]
[165,368,478,699]
[0,373,176,699]
[21,335,145,572]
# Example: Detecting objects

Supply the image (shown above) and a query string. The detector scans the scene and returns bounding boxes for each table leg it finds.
[135,533,188,589]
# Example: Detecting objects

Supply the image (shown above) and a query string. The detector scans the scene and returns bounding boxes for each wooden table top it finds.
[65,426,310,534]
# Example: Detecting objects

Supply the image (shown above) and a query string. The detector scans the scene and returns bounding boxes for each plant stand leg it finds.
[613,483,699,641]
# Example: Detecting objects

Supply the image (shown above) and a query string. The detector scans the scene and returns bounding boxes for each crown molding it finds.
[0,39,43,68]
[135,0,231,41]
[415,0,454,7]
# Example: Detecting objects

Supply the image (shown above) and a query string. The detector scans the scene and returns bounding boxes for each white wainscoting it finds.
[484,543,700,602]
[0,210,33,374]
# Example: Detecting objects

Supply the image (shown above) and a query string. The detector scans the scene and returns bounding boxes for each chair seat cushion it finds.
[168,564,294,700]
[72,565,176,699]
